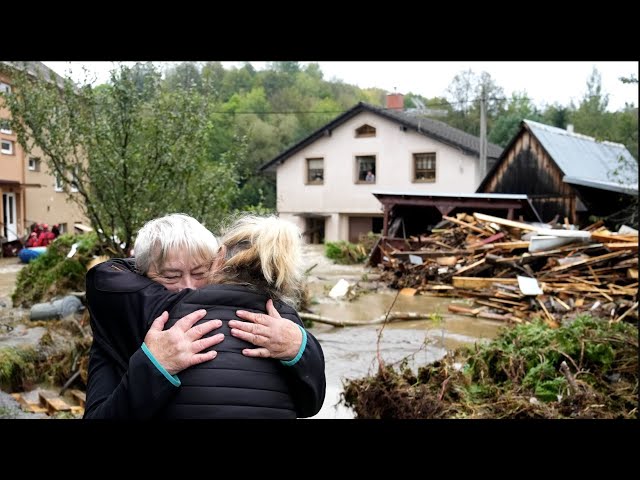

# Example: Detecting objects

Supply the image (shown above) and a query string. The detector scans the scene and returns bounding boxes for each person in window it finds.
[84,213,325,419]
[365,170,375,182]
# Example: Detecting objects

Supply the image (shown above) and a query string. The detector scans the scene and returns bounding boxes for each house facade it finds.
[0,62,86,244]
[261,95,503,243]
[477,119,638,225]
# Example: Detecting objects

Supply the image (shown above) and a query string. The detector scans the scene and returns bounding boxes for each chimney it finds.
[566,124,574,133]
[386,93,404,111]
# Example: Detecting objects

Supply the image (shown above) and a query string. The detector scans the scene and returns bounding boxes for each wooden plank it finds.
[452,277,519,290]
[69,389,86,407]
[537,298,560,328]
[548,251,626,273]
[447,305,478,316]
[399,288,417,296]
[454,259,486,276]
[475,300,515,313]
[467,232,506,249]
[476,241,530,251]
[442,215,491,236]
[424,284,454,290]
[605,242,638,251]
[591,232,638,243]
[627,268,638,280]
[472,212,539,231]
[477,311,513,322]
[39,392,72,415]
[392,250,470,258]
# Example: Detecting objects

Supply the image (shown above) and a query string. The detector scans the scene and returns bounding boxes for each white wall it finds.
[276,111,480,241]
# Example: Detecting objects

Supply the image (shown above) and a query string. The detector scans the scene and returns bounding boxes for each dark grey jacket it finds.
[84,258,326,419]
[158,286,324,419]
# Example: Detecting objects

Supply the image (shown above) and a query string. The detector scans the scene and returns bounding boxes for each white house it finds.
[260,94,503,243]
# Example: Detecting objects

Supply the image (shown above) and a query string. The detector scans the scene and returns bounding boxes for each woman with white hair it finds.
[84,213,325,419]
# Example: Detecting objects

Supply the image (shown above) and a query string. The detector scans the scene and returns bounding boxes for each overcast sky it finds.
[42,61,638,112]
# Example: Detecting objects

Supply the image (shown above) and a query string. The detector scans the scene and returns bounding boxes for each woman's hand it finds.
[144,309,224,375]
[230,299,302,360]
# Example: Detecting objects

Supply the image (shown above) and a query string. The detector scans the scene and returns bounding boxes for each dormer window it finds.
[355,124,376,138]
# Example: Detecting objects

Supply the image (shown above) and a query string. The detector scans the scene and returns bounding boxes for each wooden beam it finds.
[473,212,539,231]
[452,276,519,290]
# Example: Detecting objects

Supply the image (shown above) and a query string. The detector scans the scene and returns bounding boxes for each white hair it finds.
[134,213,219,275]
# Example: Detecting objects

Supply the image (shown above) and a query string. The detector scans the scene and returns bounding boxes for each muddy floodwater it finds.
[0,248,506,419]
[301,245,504,419]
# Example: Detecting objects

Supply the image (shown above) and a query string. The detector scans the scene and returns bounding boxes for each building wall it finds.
[276,111,480,241]
[24,143,86,232]
[0,66,88,240]
[480,130,577,222]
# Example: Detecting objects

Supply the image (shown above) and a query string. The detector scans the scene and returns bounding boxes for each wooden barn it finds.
[477,120,638,226]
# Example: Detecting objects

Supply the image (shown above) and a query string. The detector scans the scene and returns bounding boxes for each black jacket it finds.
[84,258,326,419]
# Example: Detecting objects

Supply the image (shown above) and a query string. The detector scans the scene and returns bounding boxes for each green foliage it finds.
[325,241,368,264]
[11,233,100,307]
[0,346,38,391]
[463,315,636,402]
[5,62,240,256]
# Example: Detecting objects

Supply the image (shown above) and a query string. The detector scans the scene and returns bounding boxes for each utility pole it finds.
[479,86,487,182]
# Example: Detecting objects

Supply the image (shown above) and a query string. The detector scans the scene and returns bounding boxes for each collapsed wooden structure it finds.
[372,212,638,326]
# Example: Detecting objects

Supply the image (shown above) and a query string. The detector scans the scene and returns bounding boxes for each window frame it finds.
[70,165,80,192]
[0,119,11,134]
[28,157,41,171]
[0,82,11,94]
[306,157,324,185]
[355,154,377,184]
[355,124,376,138]
[54,172,64,192]
[1,139,13,155]
[412,152,436,183]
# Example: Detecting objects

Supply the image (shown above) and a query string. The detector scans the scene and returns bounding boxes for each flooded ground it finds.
[0,257,24,307]
[0,248,506,419]
[300,245,504,419]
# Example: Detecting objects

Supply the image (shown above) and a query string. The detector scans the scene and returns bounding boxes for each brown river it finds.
[0,246,505,419]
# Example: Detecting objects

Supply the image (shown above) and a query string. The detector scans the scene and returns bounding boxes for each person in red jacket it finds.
[36,224,56,247]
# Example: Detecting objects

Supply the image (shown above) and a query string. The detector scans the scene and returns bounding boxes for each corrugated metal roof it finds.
[525,119,638,193]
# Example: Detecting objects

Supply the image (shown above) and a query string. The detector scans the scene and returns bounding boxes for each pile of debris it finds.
[374,213,638,326]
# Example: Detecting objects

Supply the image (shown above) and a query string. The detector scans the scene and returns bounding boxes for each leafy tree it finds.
[446,70,505,136]
[569,67,613,139]
[489,92,543,147]
[5,62,238,255]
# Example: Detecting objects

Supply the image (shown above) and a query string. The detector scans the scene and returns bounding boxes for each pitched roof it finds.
[260,102,503,171]
[0,61,67,88]
[478,119,638,195]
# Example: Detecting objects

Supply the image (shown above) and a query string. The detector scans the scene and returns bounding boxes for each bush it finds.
[12,233,102,307]
[325,241,368,264]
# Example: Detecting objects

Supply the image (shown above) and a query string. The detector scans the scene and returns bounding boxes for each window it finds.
[355,124,376,138]
[0,119,11,134]
[70,165,79,192]
[28,157,41,172]
[413,152,436,182]
[1,139,13,155]
[356,155,376,183]
[54,172,64,192]
[0,82,11,94]
[307,157,324,184]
